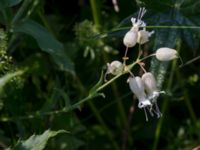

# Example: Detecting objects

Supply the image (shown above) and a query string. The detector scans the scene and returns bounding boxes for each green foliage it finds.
[6,130,67,150]
[14,19,75,74]
[0,0,200,150]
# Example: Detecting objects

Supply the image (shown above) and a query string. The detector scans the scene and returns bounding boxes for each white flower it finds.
[127,76,151,108]
[106,61,123,76]
[131,7,146,29]
[142,72,165,118]
[142,72,158,101]
[137,29,154,45]
[123,28,138,48]
[155,47,178,61]
[123,7,147,47]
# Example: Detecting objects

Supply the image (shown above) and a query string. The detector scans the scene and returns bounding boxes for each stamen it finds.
[143,107,149,121]
[147,106,154,117]
[155,102,162,118]
[150,106,160,117]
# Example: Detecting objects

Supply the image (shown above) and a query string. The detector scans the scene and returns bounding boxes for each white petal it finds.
[128,77,145,96]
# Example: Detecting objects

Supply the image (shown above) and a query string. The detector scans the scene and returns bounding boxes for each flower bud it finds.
[128,76,151,108]
[155,47,178,61]
[137,30,154,44]
[106,61,123,75]
[123,28,138,48]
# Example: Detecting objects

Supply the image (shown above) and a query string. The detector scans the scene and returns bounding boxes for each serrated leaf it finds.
[7,130,68,150]
[13,19,75,75]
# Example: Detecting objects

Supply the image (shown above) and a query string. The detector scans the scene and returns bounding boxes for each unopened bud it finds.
[155,47,178,61]
[123,28,138,48]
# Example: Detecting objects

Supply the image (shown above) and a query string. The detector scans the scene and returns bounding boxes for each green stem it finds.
[152,39,181,150]
[88,101,120,150]
[176,71,197,122]
[12,0,33,24]
[89,0,101,29]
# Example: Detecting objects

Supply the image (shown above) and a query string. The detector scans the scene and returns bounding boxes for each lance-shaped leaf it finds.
[6,129,68,150]
[13,19,75,75]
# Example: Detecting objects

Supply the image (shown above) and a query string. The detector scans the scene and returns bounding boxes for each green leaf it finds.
[89,70,104,94]
[13,19,75,74]
[0,0,22,8]
[6,0,23,7]
[0,70,24,93]
[7,130,68,150]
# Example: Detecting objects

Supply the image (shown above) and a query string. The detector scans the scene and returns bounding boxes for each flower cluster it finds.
[127,72,165,121]
[105,8,178,121]
[123,7,154,48]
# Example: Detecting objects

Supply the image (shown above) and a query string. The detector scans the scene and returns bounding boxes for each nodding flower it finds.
[155,47,178,61]
[142,72,165,118]
[127,76,151,108]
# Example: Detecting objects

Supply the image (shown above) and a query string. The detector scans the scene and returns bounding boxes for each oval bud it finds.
[155,47,178,61]
[123,28,138,48]
[106,61,123,75]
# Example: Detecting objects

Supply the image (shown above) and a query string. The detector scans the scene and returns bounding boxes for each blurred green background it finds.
[0,0,200,149]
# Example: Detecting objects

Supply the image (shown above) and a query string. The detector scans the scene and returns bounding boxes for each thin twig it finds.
[121,97,136,150]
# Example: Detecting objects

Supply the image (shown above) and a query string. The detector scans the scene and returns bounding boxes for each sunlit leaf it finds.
[13,19,75,74]
[7,130,68,150]
[0,70,24,93]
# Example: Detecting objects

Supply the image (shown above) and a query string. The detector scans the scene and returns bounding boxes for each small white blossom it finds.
[137,29,154,45]
[142,72,165,118]
[127,76,151,108]
[106,61,123,76]
[156,47,178,61]
[131,7,146,29]
[123,8,147,47]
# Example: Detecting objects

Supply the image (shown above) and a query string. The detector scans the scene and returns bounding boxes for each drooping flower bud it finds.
[106,61,123,76]
[142,72,159,101]
[127,76,151,108]
[142,72,165,118]
[155,47,178,61]
[137,30,154,45]
[123,28,138,48]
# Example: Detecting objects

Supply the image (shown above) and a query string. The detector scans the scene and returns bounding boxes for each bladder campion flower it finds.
[106,60,123,75]
[142,72,165,117]
[104,61,123,81]
[123,8,147,48]
[127,76,151,108]
[137,29,154,45]
[155,47,178,61]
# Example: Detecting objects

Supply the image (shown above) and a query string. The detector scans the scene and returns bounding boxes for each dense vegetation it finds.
[0,0,200,149]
